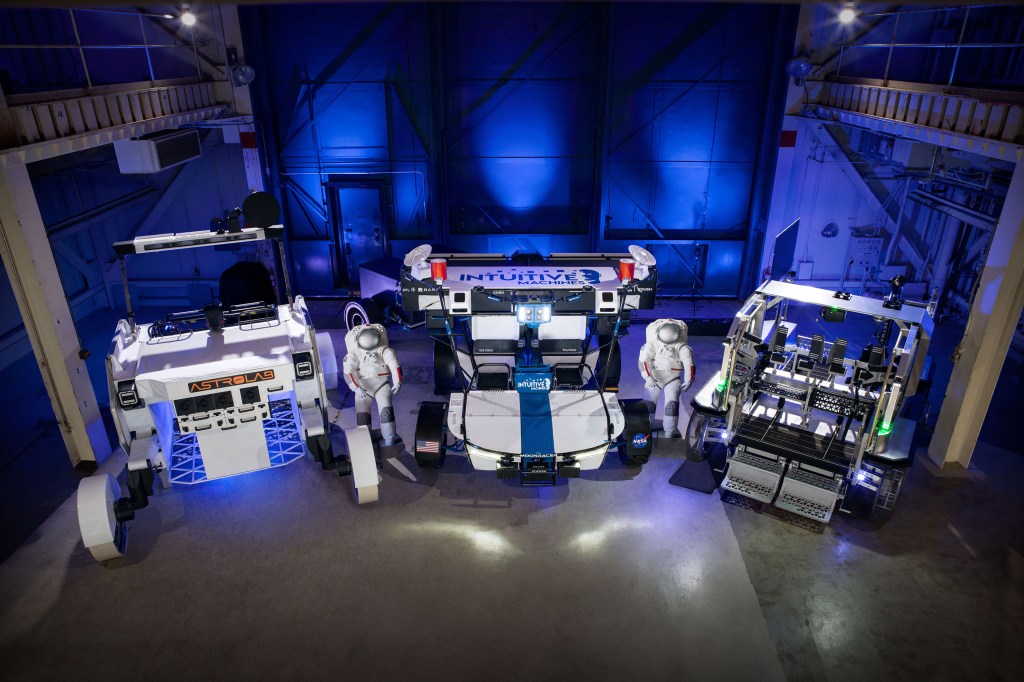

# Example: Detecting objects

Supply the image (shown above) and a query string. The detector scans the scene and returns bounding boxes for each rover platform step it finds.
[721,449,785,503]
[520,457,557,486]
[775,466,841,523]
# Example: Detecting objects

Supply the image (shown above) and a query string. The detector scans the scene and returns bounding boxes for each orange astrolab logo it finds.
[188,370,275,393]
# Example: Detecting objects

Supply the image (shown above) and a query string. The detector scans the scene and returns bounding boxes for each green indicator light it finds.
[877,421,893,436]
[829,306,839,312]
[716,380,728,392]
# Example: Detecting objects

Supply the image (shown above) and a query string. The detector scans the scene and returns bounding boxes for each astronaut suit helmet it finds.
[357,327,381,351]
[657,323,681,345]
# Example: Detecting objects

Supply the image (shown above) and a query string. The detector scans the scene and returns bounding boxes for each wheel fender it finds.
[346,425,380,504]
[603,393,625,439]
[315,331,339,391]
[619,399,654,463]
[77,474,126,562]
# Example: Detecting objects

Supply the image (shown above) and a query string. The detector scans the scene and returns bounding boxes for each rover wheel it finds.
[684,412,710,462]
[432,342,459,393]
[343,298,385,331]
[315,331,339,390]
[77,474,128,562]
[619,399,653,465]
[414,402,447,468]
[595,335,621,390]
[870,467,904,523]
[346,425,380,505]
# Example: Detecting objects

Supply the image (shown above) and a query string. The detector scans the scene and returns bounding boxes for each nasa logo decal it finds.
[632,433,650,448]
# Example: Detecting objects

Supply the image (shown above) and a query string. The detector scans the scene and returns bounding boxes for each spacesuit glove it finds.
[681,382,692,392]
[391,382,402,397]
[355,388,369,400]
[645,377,659,390]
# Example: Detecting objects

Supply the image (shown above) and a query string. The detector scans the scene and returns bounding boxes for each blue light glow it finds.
[471,93,564,210]
[169,395,306,485]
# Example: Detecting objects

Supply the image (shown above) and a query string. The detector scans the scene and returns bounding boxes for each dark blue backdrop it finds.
[240,2,796,296]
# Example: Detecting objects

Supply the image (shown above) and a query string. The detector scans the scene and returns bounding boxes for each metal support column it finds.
[0,163,111,469]
[216,5,264,194]
[929,162,1024,469]
[741,4,798,295]
[0,83,16,148]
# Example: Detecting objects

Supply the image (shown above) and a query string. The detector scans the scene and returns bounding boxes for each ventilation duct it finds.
[114,129,202,174]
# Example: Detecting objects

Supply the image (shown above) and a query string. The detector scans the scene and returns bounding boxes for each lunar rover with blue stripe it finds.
[401,245,658,484]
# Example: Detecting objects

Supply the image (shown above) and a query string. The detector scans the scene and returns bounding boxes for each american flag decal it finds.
[417,440,440,453]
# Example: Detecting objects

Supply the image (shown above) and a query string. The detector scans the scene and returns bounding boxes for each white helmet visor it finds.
[357,328,380,350]
[657,324,680,345]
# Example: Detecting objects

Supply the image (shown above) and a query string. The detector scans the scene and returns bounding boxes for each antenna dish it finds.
[404,244,433,267]
[628,245,656,266]
[242,191,281,229]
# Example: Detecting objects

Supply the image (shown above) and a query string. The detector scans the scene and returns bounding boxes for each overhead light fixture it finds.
[163,14,174,19]
[785,54,814,86]
[232,64,257,86]
[181,11,197,27]
[839,7,857,25]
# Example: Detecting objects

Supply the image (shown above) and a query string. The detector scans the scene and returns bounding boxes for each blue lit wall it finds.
[241,2,794,296]
[241,3,431,294]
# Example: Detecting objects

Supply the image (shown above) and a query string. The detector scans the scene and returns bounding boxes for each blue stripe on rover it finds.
[515,366,555,455]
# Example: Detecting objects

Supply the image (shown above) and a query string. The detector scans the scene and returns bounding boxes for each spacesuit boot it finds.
[343,324,403,447]
[638,319,695,439]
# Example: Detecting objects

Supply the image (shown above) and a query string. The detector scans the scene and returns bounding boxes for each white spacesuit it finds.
[638,319,695,438]
[342,324,403,446]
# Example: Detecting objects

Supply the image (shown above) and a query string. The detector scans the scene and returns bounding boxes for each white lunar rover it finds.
[76,192,380,562]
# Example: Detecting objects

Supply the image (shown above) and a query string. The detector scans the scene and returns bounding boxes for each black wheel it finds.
[343,298,385,331]
[619,398,653,465]
[595,335,621,389]
[414,401,447,468]
[870,467,904,523]
[433,341,459,393]
[684,411,714,462]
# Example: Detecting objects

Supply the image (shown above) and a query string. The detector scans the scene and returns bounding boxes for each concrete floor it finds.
[1,300,1023,680]
[0,353,83,562]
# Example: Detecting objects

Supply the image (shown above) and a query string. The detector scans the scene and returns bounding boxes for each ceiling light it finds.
[839,7,856,24]
[181,11,197,27]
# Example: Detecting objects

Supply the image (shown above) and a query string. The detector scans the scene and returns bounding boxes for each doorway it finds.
[329,179,391,287]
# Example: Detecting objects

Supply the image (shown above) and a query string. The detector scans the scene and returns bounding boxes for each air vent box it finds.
[114,129,201,174]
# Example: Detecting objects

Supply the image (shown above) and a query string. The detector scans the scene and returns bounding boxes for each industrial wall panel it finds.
[242,2,790,294]
[441,3,600,236]
[601,1,781,295]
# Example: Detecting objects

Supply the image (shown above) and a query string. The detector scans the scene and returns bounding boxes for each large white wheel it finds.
[315,331,339,390]
[343,298,385,331]
[346,425,380,505]
[355,484,379,504]
[77,474,127,562]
